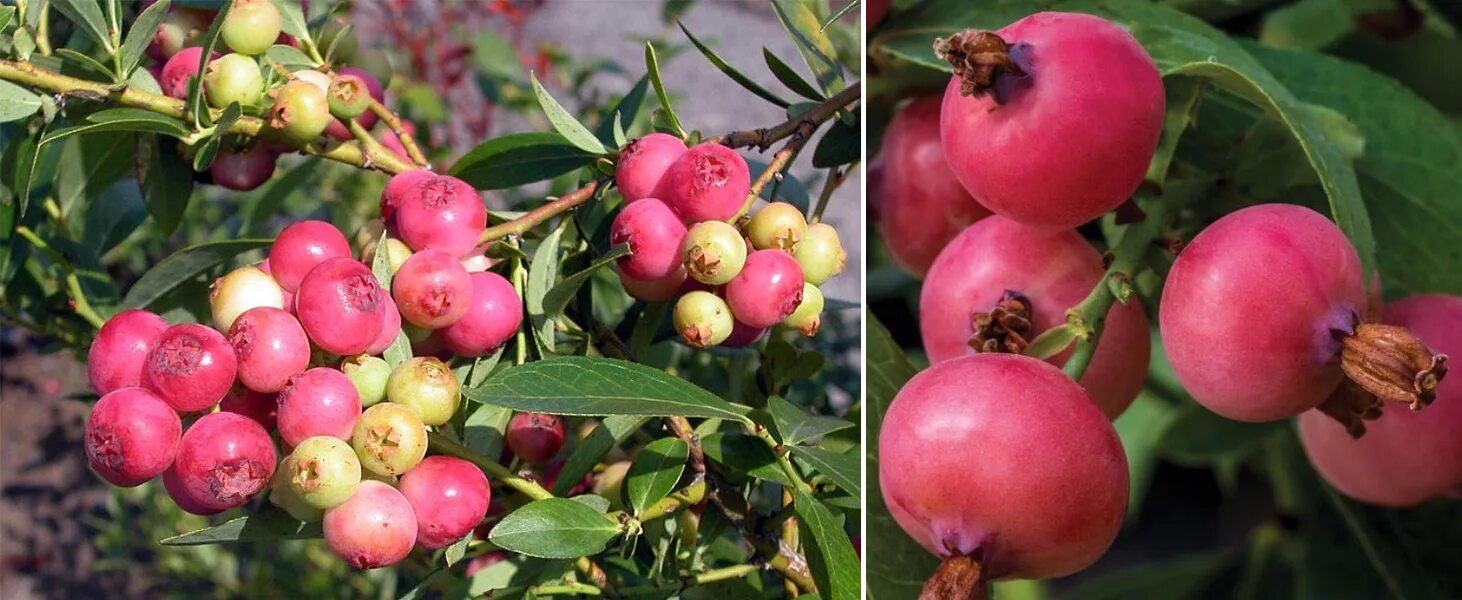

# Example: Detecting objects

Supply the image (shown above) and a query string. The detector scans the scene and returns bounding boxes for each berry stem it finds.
[14,226,106,328]
[733,121,815,221]
[366,97,430,167]
[1060,198,1164,382]
[810,161,856,224]
[478,180,604,244]
[920,553,989,600]
[706,82,861,150]
[425,432,553,501]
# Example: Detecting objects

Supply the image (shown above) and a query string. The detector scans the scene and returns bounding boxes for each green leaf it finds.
[137,134,195,235]
[159,507,321,546]
[42,110,191,145]
[265,44,314,69]
[700,432,790,486]
[448,132,597,191]
[792,445,860,498]
[593,76,649,148]
[120,0,170,76]
[271,0,311,44]
[644,42,686,138]
[0,80,42,123]
[553,415,649,496]
[121,239,272,310]
[50,0,113,52]
[541,243,629,318]
[529,72,606,155]
[526,221,566,353]
[764,47,825,101]
[794,488,860,600]
[770,0,845,94]
[0,6,15,31]
[812,113,859,168]
[768,395,853,446]
[489,498,619,559]
[1066,549,1240,599]
[570,494,611,514]
[56,131,133,220]
[191,135,221,171]
[1321,487,1458,599]
[187,0,232,127]
[679,22,790,108]
[1155,404,1285,465]
[625,436,688,516]
[465,357,752,422]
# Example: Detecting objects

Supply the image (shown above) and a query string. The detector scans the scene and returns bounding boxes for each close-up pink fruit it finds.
[295,257,388,355]
[660,143,751,222]
[147,6,211,61]
[85,387,182,487]
[398,456,490,549]
[721,319,767,348]
[142,324,238,413]
[268,220,352,293]
[209,143,277,191]
[276,367,363,447]
[380,170,433,230]
[336,67,383,130]
[219,385,277,432]
[880,354,1128,584]
[615,133,687,203]
[673,291,734,348]
[681,220,747,285]
[394,174,487,258]
[87,309,168,395]
[440,271,523,357]
[287,436,362,510]
[384,357,461,426]
[793,223,845,286]
[506,412,566,466]
[938,12,1163,230]
[323,480,418,569]
[725,249,804,329]
[160,46,216,100]
[746,202,807,252]
[203,53,264,109]
[611,198,688,281]
[228,306,310,393]
[920,216,1150,419]
[165,412,277,515]
[391,249,472,329]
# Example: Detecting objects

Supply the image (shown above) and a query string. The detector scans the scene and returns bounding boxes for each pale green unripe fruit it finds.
[204,53,264,109]
[351,403,428,476]
[783,283,824,336]
[681,221,747,285]
[342,354,391,407]
[269,80,332,145]
[219,0,281,56]
[746,202,807,251]
[210,265,285,331]
[328,75,372,120]
[385,357,462,426]
[269,457,324,522]
[673,291,734,348]
[793,223,845,286]
[361,237,414,276]
[287,436,362,510]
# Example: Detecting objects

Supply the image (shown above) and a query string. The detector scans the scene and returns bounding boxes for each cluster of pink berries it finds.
[611,134,846,348]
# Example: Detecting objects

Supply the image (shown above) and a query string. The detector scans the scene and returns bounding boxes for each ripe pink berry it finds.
[618,268,686,302]
[364,293,403,356]
[721,319,767,348]
[268,220,352,293]
[398,456,491,549]
[323,480,418,569]
[160,46,217,99]
[219,385,277,432]
[85,387,182,487]
[209,144,277,191]
[87,309,168,395]
[165,412,277,514]
[147,5,211,61]
[228,306,310,393]
[392,249,472,329]
[395,175,487,258]
[880,354,1127,580]
[506,412,565,466]
[1299,295,1462,506]
[465,551,506,577]
[142,324,237,413]
[441,271,523,357]
[615,133,687,203]
[277,367,363,447]
[876,96,991,277]
[660,143,751,222]
[295,257,388,355]
[380,170,432,230]
[920,216,1149,419]
[257,259,294,313]
[1160,204,1366,421]
[724,250,804,329]
[611,198,688,281]
[939,12,1163,230]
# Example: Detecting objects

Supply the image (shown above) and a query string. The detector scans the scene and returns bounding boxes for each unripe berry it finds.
[615,133,687,203]
[386,357,461,426]
[661,143,750,222]
[680,221,746,285]
[392,249,472,329]
[269,457,324,522]
[219,0,281,56]
[747,202,807,251]
[209,143,277,191]
[295,257,388,355]
[287,436,362,510]
[619,268,686,302]
[380,170,433,230]
[792,223,844,286]
[673,291,734,348]
[166,412,277,514]
[323,480,418,569]
[219,385,277,431]
[227,306,310,393]
[328,74,372,120]
[351,403,428,476]
[143,324,237,413]
[593,461,632,511]
[611,198,687,281]
[204,53,264,109]
[363,294,403,356]
[277,367,363,447]
[441,272,523,357]
[211,265,285,332]
[342,354,392,407]
[88,309,168,395]
[269,80,332,145]
[335,68,383,130]
[268,220,352,293]
[395,175,487,258]
[506,412,566,466]
[161,47,216,100]
[85,387,182,487]
[783,283,823,336]
[725,250,804,329]
[399,456,491,549]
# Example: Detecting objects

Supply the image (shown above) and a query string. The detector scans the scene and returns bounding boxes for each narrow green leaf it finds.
[628,301,669,359]
[137,134,195,235]
[51,0,113,51]
[191,136,221,171]
[763,47,825,101]
[701,432,791,485]
[768,395,853,446]
[188,0,232,127]
[449,132,596,191]
[120,0,170,76]
[644,42,686,138]
[265,44,313,69]
[0,6,15,31]
[570,494,611,514]
[159,507,321,546]
[679,23,790,108]
[55,48,115,79]
[812,114,859,168]
[41,110,191,146]
[770,0,845,94]
[489,498,619,559]
[270,0,311,43]
[465,356,753,422]
[526,221,566,353]
[794,489,861,600]
[821,0,859,30]
[626,437,688,516]
[593,76,650,147]
[793,445,860,498]
[541,243,629,318]
[0,80,42,123]
[553,415,648,496]
[529,72,606,154]
[121,239,271,310]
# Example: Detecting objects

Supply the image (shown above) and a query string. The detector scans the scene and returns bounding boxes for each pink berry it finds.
[724,250,804,329]
[440,271,523,357]
[660,143,751,222]
[398,456,491,549]
[257,259,295,313]
[295,257,388,355]
[610,198,688,281]
[142,324,237,413]
[364,293,403,356]
[379,121,417,163]
[323,480,418,569]
[920,216,1149,419]
[163,465,221,515]
[228,306,310,393]
[219,385,278,432]
[209,144,277,191]
[618,268,686,303]
[880,354,1127,580]
[147,5,211,61]
[85,387,182,487]
[160,46,216,100]
[615,133,687,203]
[268,220,352,293]
[939,12,1163,230]
[380,169,432,230]
[87,309,168,395]
[165,412,277,514]
[721,319,767,348]
[1160,204,1366,421]
[391,249,472,329]
[395,174,487,258]
[277,367,362,447]
[506,412,565,466]
[465,551,506,577]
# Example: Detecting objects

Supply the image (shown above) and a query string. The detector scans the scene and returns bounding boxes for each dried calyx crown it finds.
[1320,314,1448,438]
[933,30,1027,100]
[968,290,1033,354]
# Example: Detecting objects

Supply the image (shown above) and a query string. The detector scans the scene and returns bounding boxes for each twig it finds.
[733,122,815,219]
[367,98,430,167]
[1062,199,1164,381]
[478,180,603,244]
[427,433,553,501]
[706,83,861,150]
[811,161,856,223]
[15,226,105,328]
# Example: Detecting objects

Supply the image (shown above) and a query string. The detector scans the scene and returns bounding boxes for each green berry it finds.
[269,456,324,522]
[268,80,332,146]
[793,223,845,286]
[386,357,461,426]
[673,291,734,348]
[783,283,824,336]
[351,403,428,477]
[328,74,372,120]
[342,354,392,407]
[219,0,281,56]
[746,202,807,251]
[204,53,264,109]
[287,436,362,510]
[361,237,414,277]
[681,221,747,285]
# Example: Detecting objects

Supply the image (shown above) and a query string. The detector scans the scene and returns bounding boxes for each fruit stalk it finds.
[734,120,815,220]
[478,180,604,244]
[1056,199,1164,381]
[14,226,105,327]
[425,432,553,501]
[920,553,989,600]
[706,82,862,150]
[366,96,429,167]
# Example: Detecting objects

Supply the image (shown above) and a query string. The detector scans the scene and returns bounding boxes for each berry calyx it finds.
[394,175,487,258]
[611,198,688,281]
[228,306,310,393]
[166,412,277,514]
[269,456,324,522]
[323,480,418,569]
[385,357,461,426]
[203,53,264,109]
[87,309,168,395]
[793,223,845,286]
[440,271,523,357]
[380,171,432,230]
[615,133,688,203]
[673,291,735,348]
[725,250,805,329]
[276,367,363,447]
[295,257,388,356]
[85,387,182,487]
[392,249,473,329]
[143,323,238,413]
[288,436,363,510]
[505,412,566,466]
[351,403,428,476]
[268,220,352,293]
[661,143,751,222]
[219,0,281,56]
[210,265,286,332]
[783,283,824,336]
[747,202,807,251]
[680,220,747,285]
[269,80,333,146]
[398,456,491,549]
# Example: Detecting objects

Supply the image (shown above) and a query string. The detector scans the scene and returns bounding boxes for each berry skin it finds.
[209,143,277,191]
[879,354,1127,580]
[143,324,238,413]
[268,220,352,293]
[220,384,278,431]
[619,268,686,303]
[256,259,294,312]
[269,80,333,145]
[147,5,210,61]
[1160,204,1365,422]
[506,412,566,466]
[1299,295,1462,506]
[593,461,632,511]
[615,133,688,203]
[395,175,488,258]
[611,198,689,281]
[385,357,461,426]
[661,143,751,222]
[219,0,281,56]
[391,249,473,329]
[290,69,333,94]
[441,272,523,357]
[747,202,808,251]
[940,13,1163,230]
[793,223,845,286]
[680,221,747,285]
[725,250,805,329]
[336,68,383,130]
[287,436,363,510]
[269,456,324,522]
[166,412,278,514]
[228,306,310,393]
[87,309,168,395]
[721,319,767,348]
[363,294,403,356]
[277,367,363,447]
[161,47,217,100]
[327,74,372,120]
[783,283,823,337]
[399,456,491,549]
[876,96,991,277]
[920,216,1150,419]
[85,388,182,487]
[295,257,388,356]
[323,480,418,569]
[351,403,428,476]
[203,53,264,109]
[380,170,432,230]
[673,291,735,348]
[211,265,286,332]
[342,354,392,407]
